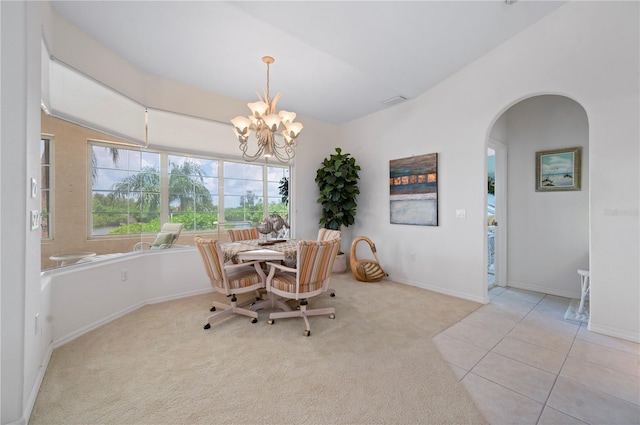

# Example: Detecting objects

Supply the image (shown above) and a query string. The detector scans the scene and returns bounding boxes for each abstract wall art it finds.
[389,153,438,226]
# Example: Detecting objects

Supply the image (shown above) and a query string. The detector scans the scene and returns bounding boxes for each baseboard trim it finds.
[507,280,580,299]
[389,275,489,304]
[588,322,640,343]
[53,288,214,348]
[14,342,54,425]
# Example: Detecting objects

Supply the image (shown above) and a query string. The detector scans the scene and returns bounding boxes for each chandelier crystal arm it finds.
[230,56,302,163]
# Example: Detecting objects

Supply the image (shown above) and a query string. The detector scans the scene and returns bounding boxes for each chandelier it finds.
[231,56,303,163]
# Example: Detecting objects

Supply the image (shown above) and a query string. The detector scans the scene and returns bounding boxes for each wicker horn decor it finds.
[350,236,388,282]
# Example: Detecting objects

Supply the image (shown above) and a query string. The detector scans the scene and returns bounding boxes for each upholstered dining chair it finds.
[317,228,341,241]
[317,228,341,297]
[265,238,340,336]
[195,236,266,329]
[227,227,259,242]
[133,223,183,250]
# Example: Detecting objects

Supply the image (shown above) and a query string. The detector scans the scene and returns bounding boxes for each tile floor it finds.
[434,286,640,425]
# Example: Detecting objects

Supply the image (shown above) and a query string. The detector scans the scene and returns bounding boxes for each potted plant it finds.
[315,148,361,273]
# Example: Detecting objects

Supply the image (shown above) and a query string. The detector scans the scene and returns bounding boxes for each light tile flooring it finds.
[434,286,640,425]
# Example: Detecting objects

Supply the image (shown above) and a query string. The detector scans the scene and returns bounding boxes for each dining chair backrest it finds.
[195,236,265,295]
[317,228,341,241]
[195,237,226,289]
[196,236,266,328]
[295,238,341,295]
[227,227,259,242]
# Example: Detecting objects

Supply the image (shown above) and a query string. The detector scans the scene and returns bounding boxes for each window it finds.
[267,166,289,219]
[90,141,289,236]
[223,161,264,225]
[91,143,161,235]
[167,154,218,231]
[41,138,52,239]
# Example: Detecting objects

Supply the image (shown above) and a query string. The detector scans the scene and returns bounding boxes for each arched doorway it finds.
[486,95,589,298]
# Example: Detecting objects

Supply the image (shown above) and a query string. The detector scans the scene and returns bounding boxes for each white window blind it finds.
[48,59,146,145]
[146,108,236,155]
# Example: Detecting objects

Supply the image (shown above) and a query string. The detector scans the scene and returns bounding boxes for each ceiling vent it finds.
[382,96,408,106]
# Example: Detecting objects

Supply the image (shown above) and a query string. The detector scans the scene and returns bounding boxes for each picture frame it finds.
[389,152,438,226]
[535,147,581,192]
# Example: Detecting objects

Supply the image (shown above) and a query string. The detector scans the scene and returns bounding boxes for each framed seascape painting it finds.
[389,153,438,226]
[536,147,582,192]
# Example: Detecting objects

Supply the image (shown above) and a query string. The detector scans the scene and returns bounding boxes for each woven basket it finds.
[350,236,387,282]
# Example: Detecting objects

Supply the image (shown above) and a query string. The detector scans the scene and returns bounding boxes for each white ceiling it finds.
[50,1,566,125]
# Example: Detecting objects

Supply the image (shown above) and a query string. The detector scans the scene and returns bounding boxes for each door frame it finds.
[488,138,507,287]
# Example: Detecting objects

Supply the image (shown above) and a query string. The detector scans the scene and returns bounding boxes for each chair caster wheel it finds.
[329,313,335,319]
[268,319,274,325]
[251,318,258,324]
[204,323,211,330]
[210,306,216,312]
[330,293,336,297]
[304,330,311,337]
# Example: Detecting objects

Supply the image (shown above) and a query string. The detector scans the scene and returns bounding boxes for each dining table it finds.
[221,238,298,267]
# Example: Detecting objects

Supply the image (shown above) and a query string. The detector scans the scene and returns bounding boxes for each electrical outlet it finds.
[455,209,467,219]
[121,269,128,281]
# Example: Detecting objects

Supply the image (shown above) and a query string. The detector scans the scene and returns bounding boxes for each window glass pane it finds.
[127,149,142,171]
[40,138,51,240]
[167,155,218,232]
[267,166,289,219]
[41,214,49,239]
[224,161,261,179]
[90,143,160,235]
[92,169,132,191]
[222,162,289,228]
[92,146,125,169]
[40,139,49,164]
[141,150,160,170]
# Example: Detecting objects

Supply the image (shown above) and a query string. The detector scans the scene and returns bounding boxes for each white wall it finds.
[2,1,639,424]
[45,249,211,347]
[1,2,44,424]
[505,95,589,298]
[340,1,639,341]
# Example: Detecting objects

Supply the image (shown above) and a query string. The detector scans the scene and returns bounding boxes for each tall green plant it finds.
[315,148,361,230]
[279,177,289,206]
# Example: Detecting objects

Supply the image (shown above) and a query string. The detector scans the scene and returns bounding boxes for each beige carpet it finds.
[30,274,487,425]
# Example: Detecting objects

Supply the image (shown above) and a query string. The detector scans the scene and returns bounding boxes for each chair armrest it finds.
[224,260,266,280]
[133,242,152,251]
[267,262,298,283]
[266,261,297,274]
[224,260,263,271]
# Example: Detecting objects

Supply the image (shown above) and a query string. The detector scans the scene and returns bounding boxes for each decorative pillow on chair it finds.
[150,232,175,249]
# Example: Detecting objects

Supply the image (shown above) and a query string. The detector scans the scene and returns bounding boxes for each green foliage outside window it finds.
[91,144,289,235]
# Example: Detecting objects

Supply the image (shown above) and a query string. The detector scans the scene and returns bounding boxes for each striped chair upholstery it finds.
[227,227,259,242]
[317,228,341,241]
[265,238,340,336]
[316,228,341,296]
[195,237,266,328]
